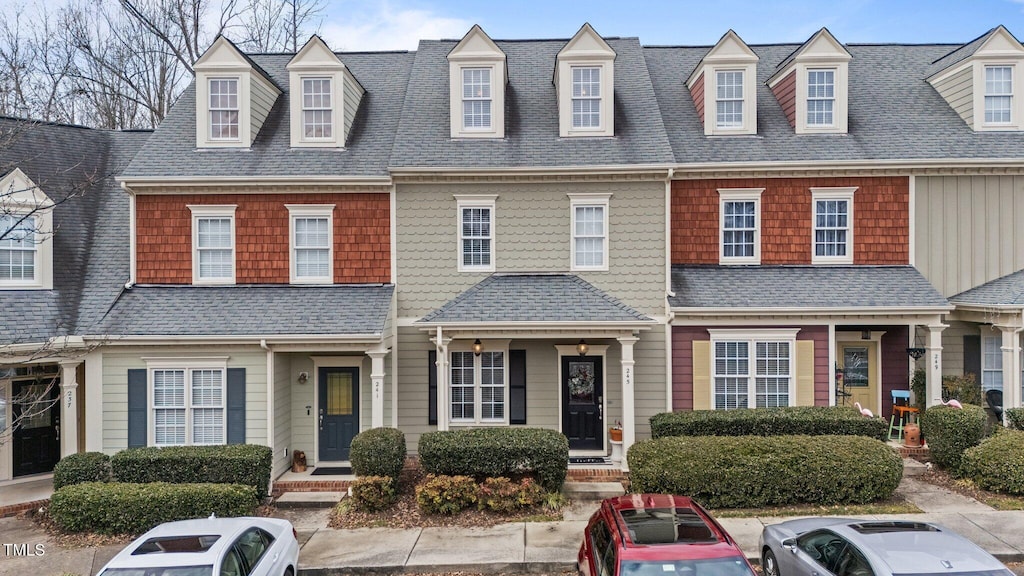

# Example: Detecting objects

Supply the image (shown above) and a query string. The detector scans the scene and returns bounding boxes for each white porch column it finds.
[999,326,1022,419]
[925,324,947,407]
[368,348,389,428]
[59,360,82,458]
[618,335,639,472]
[433,331,452,431]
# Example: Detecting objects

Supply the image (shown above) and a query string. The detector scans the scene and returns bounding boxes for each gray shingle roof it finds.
[950,269,1024,307]
[418,274,652,324]
[389,37,675,168]
[925,27,998,78]
[122,51,414,178]
[644,41,1024,164]
[669,265,949,309]
[96,284,394,336]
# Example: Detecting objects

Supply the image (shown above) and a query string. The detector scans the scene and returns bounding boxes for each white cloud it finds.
[319,2,473,51]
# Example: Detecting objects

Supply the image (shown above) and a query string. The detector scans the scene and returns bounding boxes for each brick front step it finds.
[899,445,930,460]
[0,499,48,519]
[271,480,351,498]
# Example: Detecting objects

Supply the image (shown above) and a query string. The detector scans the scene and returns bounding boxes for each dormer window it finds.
[767,28,850,135]
[687,30,758,136]
[716,71,744,128]
[806,69,835,126]
[0,168,53,290]
[0,215,35,283]
[194,36,280,148]
[571,66,602,128]
[555,24,615,138]
[209,78,240,140]
[302,77,333,139]
[448,25,506,138]
[462,68,492,130]
[288,36,363,148]
[985,65,1013,124]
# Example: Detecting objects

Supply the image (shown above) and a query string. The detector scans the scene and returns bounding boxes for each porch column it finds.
[433,332,452,431]
[999,326,1022,419]
[925,324,947,407]
[618,335,639,472]
[368,348,389,428]
[59,360,81,458]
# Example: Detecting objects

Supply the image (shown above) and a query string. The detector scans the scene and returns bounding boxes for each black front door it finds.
[562,356,603,450]
[318,367,358,462]
[13,377,60,477]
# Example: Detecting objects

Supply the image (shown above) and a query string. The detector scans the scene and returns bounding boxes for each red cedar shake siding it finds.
[671,177,909,265]
[771,70,797,127]
[136,193,390,284]
[690,73,705,125]
[671,325,829,410]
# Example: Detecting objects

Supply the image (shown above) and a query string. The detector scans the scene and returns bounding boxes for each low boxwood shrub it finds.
[350,427,406,481]
[418,428,568,491]
[50,482,257,534]
[920,404,988,476]
[53,452,111,490]
[649,406,888,441]
[627,435,901,509]
[477,477,546,513]
[1006,408,1024,430]
[415,474,478,515]
[963,430,1024,494]
[111,444,273,499]
[349,475,397,511]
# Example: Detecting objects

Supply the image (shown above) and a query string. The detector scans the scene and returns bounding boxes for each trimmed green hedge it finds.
[350,427,407,480]
[111,444,273,499]
[418,428,568,492]
[628,435,902,509]
[920,404,988,476]
[1006,408,1024,430]
[50,482,257,534]
[963,430,1024,495]
[53,452,111,490]
[649,407,888,441]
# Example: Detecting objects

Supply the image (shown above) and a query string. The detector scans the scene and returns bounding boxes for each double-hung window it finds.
[982,335,1003,393]
[710,330,797,410]
[302,77,333,139]
[0,214,36,283]
[209,78,239,140]
[716,70,744,128]
[571,66,602,129]
[462,68,492,130]
[456,195,496,272]
[812,187,855,264]
[569,193,610,271]
[152,365,225,446]
[287,205,334,284]
[718,188,762,264]
[985,65,1013,125]
[189,205,236,284]
[806,69,835,127]
[450,346,507,424]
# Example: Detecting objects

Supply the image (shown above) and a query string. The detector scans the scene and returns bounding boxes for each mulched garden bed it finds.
[23,505,133,548]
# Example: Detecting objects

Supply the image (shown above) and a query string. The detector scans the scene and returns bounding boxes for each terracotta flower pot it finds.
[609,428,622,442]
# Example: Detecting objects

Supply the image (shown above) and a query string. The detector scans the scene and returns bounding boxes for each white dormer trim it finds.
[555,23,616,138]
[194,36,281,149]
[448,25,507,139]
[768,28,851,135]
[288,35,363,147]
[686,30,759,136]
[0,168,54,290]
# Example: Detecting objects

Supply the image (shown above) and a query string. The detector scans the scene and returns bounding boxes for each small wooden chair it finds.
[888,390,919,441]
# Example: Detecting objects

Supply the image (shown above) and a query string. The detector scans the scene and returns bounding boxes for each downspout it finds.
[665,168,675,298]
[121,182,137,288]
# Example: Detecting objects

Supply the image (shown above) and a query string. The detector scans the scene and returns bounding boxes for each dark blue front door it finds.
[318,367,359,462]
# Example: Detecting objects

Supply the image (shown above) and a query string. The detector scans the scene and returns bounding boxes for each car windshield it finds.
[100,566,213,576]
[621,557,757,576]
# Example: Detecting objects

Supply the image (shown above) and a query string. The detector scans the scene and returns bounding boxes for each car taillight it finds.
[292,527,298,540]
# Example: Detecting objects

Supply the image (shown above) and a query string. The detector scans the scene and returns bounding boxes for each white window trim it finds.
[707,329,799,410]
[290,71,344,146]
[557,60,614,138]
[448,339,510,426]
[0,169,54,290]
[459,66,495,134]
[805,68,837,128]
[974,61,1022,131]
[718,188,764,265]
[982,329,1003,393]
[792,63,849,134]
[705,65,758,135]
[286,204,335,284]
[455,194,497,273]
[188,205,237,285]
[811,187,856,265]
[144,357,229,447]
[569,65,604,132]
[569,193,611,272]
[301,77,335,141]
[206,77,242,143]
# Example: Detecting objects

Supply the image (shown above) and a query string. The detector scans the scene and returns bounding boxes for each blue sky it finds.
[319,0,1024,51]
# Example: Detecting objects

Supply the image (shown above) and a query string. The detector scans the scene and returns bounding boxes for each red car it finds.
[578,494,757,576]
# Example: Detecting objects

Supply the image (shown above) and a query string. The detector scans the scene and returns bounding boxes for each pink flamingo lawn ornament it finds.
[941,398,963,409]
[854,402,874,418]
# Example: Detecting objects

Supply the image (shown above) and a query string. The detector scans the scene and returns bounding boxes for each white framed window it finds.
[709,329,798,410]
[718,188,763,265]
[569,193,611,271]
[287,204,334,284]
[302,77,333,139]
[716,70,744,128]
[807,69,835,127]
[462,68,492,130]
[209,78,240,140]
[0,214,36,284]
[571,66,602,129]
[985,65,1013,125]
[449,342,508,425]
[189,205,236,285]
[982,335,1003,393]
[811,187,855,264]
[149,360,227,446]
[455,195,496,272]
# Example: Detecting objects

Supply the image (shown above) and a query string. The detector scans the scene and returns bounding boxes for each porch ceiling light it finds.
[577,339,589,356]
[472,338,484,356]
[861,330,871,340]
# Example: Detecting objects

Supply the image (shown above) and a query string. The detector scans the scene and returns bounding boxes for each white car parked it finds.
[97,516,300,576]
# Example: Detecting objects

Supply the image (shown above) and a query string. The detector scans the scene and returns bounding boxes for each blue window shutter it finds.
[510,350,527,424]
[428,351,437,425]
[227,368,246,444]
[127,369,147,448]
